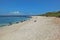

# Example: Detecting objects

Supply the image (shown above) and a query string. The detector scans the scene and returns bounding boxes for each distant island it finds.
[39,11,60,17]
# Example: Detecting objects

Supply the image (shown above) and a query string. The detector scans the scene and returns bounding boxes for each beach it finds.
[0,16,60,40]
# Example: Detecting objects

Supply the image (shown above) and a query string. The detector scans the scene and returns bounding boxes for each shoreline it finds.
[0,17,32,36]
[0,16,60,40]
[0,17,31,27]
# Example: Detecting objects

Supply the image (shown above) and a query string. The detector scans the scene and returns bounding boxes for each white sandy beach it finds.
[0,16,60,40]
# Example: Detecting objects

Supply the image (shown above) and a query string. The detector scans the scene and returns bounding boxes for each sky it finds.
[0,0,60,15]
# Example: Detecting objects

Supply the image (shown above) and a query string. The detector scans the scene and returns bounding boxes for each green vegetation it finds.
[39,11,60,17]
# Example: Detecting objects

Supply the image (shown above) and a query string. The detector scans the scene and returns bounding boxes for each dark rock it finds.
[34,20,37,22]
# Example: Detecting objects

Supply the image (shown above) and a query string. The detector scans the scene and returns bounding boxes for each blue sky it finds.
[0,0,60,15]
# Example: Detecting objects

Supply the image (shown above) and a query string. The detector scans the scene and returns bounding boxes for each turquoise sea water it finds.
[0,16,31,27]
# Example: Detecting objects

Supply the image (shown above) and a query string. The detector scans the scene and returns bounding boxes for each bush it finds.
[40,11,60,17]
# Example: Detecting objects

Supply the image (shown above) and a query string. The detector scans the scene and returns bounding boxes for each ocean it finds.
[0,16,31,27]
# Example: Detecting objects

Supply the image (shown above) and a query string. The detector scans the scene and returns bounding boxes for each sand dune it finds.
[0,16,60,40]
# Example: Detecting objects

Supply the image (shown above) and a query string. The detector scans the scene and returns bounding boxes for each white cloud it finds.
[10,11,20,15]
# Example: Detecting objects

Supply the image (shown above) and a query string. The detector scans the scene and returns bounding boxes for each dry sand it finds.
[0,16,60,40]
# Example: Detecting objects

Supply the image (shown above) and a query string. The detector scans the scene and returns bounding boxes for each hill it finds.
[39,11,60,17]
